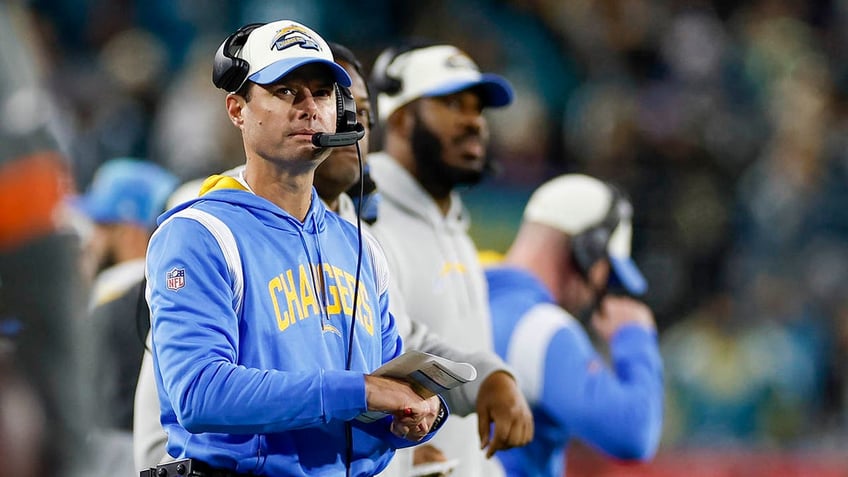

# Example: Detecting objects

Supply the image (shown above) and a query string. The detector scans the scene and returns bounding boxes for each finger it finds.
[508,413,533,448]
[522,416,535,445]
[485,426,504,457]
[477,409,492,450]
[486,428,505,458]
[485,438,498,458]
[500,415,530,449]
[391,421,411,439]
[486,416,515,457]
[413,426,429,441]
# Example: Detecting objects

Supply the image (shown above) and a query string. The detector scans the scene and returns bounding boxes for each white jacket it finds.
[369,153,504,477]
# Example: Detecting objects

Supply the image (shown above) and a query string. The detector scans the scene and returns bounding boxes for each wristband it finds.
[430,401,447,432]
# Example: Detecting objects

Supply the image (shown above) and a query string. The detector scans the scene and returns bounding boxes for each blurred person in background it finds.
[368,43,533,476]
[76,158,179,289]
[0,2,91,476]
[323,41,533,477]
[485,174,663,476]
[71,157,178,475]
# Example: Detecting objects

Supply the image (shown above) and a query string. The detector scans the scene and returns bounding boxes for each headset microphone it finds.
[311,123,366,147]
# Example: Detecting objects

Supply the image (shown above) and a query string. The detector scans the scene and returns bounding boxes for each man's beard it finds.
[410,115,486,190]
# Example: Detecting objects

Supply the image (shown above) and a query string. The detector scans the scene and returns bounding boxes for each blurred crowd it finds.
[9,0,848,459]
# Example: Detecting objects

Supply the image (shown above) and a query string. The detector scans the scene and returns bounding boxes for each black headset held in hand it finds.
[212,22,364,147]
[571,183,627,280]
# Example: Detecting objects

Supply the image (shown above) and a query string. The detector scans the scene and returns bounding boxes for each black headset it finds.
[316,85,364,147]
[370,40,436,96]
[571,183,628,280]
[370,46,404,96]
[212,22,364,147]
[213,23,264,93]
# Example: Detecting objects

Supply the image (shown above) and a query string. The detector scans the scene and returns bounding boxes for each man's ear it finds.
[226,93,246,129]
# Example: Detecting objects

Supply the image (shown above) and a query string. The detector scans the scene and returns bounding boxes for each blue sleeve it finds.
[540,323,663,460]
[147,217,367,434]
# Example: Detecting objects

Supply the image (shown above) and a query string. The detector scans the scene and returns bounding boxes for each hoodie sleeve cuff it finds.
[444,350,512,416]
[321,370,367,421]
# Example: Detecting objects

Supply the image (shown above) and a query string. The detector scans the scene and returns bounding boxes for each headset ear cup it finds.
[380,74,402,96]
[571,231,594,278]
[571,227,611,279]
[212,34,250,92]
[335,84,358,133]
[370,47,403,95]
[213,57,249,92]
[571,182,629,281]
[212,23,265,92]
[212,41,232,89]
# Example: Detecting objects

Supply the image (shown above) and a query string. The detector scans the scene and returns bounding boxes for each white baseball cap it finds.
[239,20,351,88]
[523,174,647,295]
[374,45,513,122]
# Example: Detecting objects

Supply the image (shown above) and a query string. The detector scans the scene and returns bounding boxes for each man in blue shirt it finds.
[145,20,445,476]
[486,174,664,476]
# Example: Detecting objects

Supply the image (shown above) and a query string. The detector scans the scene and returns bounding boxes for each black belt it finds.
[140,458,255,477]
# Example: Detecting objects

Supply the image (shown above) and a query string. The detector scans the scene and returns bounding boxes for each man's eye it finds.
[442,97,463,110]
[275,87,295,96]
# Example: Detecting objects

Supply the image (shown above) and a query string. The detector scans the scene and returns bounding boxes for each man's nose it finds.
[459,110,485,133]
[297,91,320,118]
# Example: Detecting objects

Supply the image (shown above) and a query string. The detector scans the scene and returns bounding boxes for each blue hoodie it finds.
[145,176,437,476]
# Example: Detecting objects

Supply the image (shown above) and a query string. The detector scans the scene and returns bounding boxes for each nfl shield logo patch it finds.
[166,267,186,291]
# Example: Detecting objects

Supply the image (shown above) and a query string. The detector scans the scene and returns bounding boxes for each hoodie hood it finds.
[368,152,468,233]
[158,173,328,234]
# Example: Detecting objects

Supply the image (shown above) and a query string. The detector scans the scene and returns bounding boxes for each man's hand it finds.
[364,375,440,441]
[591,296,655,342]
[475,371,534,457]
[389,394,442,441]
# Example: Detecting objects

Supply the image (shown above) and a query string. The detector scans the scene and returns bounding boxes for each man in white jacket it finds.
[368,43,528,477]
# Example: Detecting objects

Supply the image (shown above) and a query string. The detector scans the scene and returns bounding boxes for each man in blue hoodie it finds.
[486,174,664,476]
[145,20,446,476]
